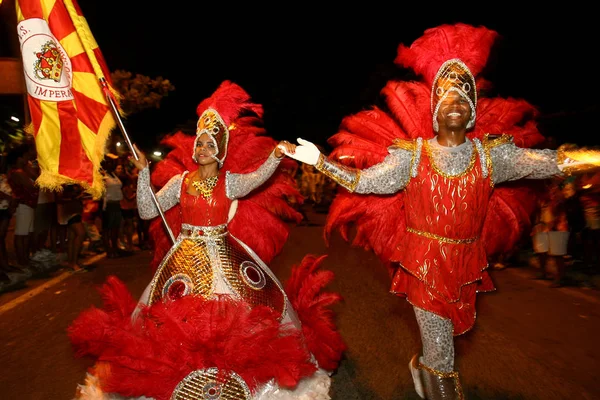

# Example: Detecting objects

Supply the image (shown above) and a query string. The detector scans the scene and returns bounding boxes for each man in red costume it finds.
[285,24,599,399]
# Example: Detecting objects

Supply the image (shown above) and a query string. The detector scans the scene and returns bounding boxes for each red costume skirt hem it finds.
[390,263,495,335]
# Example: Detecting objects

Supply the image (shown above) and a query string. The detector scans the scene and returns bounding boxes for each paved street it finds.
[1,209,599,399]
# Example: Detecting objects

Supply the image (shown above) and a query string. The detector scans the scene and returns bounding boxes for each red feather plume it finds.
[69,277,317,399]
[328,107,403,168]
[380,81,433,138]
[284,254,346,371]
[395,23,499,85]
[196,80,264,126]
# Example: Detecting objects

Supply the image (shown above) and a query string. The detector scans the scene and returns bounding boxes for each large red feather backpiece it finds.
[147,81,303,271]
[324,23,544,275]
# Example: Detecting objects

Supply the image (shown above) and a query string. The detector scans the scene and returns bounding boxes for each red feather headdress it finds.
[394,23,498,86]
[194,80,265,167]
[325,23,545,275]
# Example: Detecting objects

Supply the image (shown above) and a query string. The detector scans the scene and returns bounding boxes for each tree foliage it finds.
[110,70,175,116]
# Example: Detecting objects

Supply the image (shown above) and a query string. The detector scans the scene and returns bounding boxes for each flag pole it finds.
[60,0,175,244]
[100,78,176,244]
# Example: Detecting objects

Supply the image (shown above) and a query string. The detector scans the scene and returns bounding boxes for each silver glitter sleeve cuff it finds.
[490,143,560,184]
[226,151,282,199]
[315,149,412,194]
[137,167,184,220]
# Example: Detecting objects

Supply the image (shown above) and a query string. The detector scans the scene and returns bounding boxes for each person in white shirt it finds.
[101,157,124,258]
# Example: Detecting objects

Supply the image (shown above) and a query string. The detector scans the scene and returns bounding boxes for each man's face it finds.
[436,90,472,131]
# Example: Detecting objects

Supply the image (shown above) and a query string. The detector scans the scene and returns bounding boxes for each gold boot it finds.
[411,355,464,400]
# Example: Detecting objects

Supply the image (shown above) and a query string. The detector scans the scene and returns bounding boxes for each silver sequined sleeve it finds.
[316,149,413,194]
[226,151,282,200]
[490,143,561,185]
[137,166,184,220]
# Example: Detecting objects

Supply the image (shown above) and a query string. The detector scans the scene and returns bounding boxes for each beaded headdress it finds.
[193,80,263,167]
[194,108,230,167]
[431,58,477,132]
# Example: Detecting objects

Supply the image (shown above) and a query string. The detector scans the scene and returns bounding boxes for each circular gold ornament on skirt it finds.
[171,367,251,400]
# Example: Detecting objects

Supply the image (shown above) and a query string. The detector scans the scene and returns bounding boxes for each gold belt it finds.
[180,224,227,238]
[406,227,478,244]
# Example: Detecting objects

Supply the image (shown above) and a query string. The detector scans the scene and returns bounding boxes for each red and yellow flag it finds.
[15,0,120,198]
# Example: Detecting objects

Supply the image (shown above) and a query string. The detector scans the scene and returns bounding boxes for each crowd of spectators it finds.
[496,172,600,288]
[1,137,598,291]
[0,138,150,288]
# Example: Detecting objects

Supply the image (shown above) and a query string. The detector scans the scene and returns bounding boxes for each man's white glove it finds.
[285,138,321,166]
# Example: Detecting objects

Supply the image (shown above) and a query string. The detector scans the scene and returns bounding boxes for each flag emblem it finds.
[34,41,64,82]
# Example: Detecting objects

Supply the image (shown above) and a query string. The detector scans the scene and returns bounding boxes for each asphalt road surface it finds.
[1,210,599,400]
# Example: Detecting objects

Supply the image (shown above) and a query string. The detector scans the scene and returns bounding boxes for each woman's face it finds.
[194,133,218,166]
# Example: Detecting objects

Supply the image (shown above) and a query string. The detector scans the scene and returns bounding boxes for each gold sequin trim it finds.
[483,133,512,186]
[316,153,326,169]
[392,138,415,151]
[407,227,478,244]
[418,361,460,379]
[424,141,477,178]
[316,154,361,192]
[191,175,218,199]
[180,224,227,238]
[393,138,418,176]
[484,133,512,149]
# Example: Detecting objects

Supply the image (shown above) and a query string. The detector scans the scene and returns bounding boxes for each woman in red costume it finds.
[286,24,598,399]
[68,81,345,400]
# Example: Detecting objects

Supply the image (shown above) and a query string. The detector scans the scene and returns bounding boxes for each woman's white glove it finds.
[285,138,321,166]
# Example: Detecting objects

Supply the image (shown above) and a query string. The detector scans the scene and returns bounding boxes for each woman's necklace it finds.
[192,175,218,199]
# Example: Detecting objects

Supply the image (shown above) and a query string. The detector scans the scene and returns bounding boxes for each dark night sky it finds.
[7,3,600,151]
